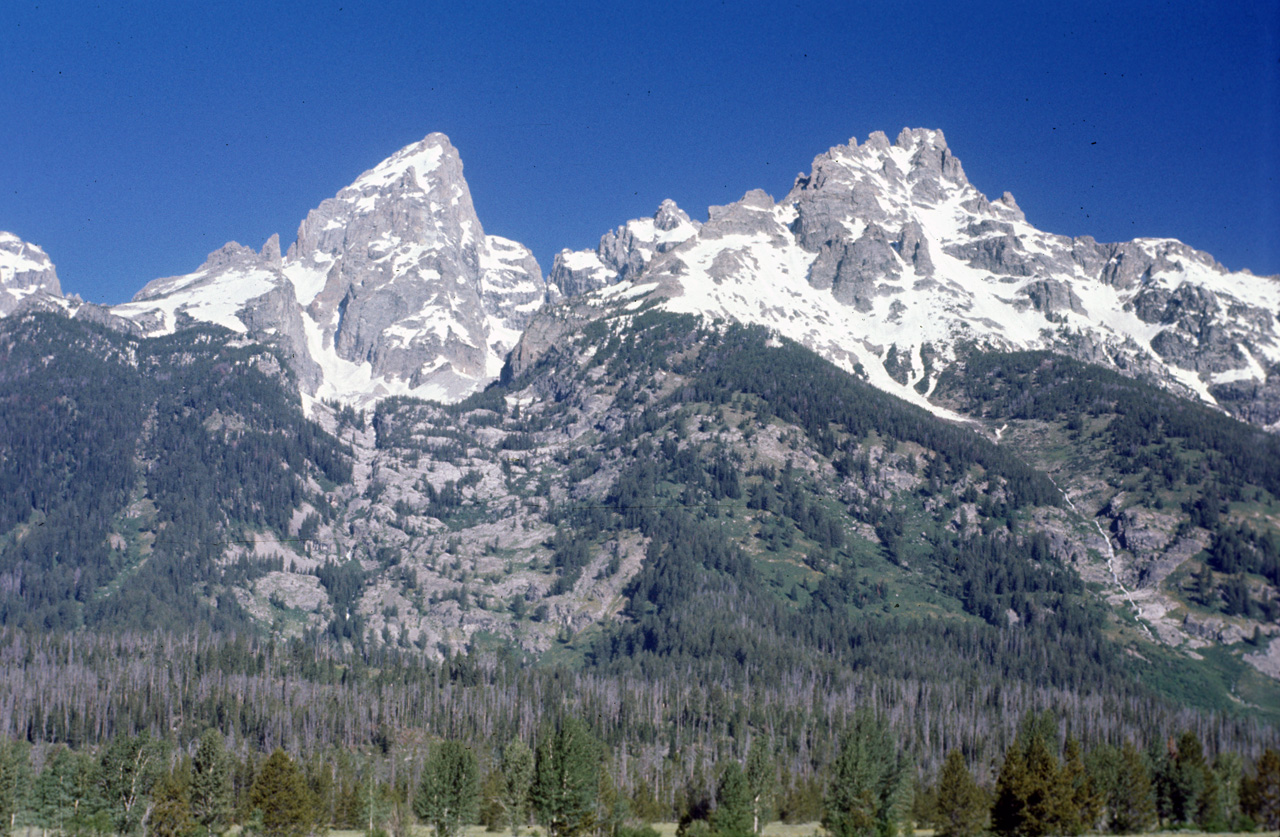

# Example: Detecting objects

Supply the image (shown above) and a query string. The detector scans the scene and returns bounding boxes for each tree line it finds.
[2,710,1279,837]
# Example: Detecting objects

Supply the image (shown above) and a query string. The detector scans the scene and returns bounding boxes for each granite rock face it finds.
[105,134,547,405]
[0,232,63,315]
[294,135,491,383]
[549,199,699,298]
[6,128,1280,427]
[537,126,1280,429]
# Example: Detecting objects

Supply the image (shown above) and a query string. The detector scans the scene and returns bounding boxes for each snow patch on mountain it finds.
[0,231,63,315]
[96,134,549,409]
[6,127,1279,427]
[547,127,1280,428]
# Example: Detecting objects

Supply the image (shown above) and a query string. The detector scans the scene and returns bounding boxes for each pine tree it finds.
[479,767,508,832]
[99,732,164,836]
[711,763,753,837]
[991,740,1029,837]
[33,748,79,834]
[532,717,600,837]
[1059,738,1099,835]
[150,770,197,837]
[1108,742,1155,835]
[1243,748,1280,830]
[502,739,535,836]
[250,749,314,837]
[1020,735,1062,837]
[0,742,29,837]
[1212,752,1243,830]
[933,751,985,837]
[1167,731,1209,827]
[991,723,1062,837]
[190,730,232,835]
[415,740,480,837]
[744,739,774,836]
[822,709,910,837]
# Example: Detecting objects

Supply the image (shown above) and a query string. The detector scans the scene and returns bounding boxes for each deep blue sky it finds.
[2,0,1277,304]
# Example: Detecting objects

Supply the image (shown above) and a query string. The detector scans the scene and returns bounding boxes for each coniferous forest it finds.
[2,310,1280,836]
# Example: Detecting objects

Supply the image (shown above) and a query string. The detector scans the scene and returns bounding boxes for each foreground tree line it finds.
[0,711,1278,837]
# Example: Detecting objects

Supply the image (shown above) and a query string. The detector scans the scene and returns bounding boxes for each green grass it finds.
[321,825,1266,837]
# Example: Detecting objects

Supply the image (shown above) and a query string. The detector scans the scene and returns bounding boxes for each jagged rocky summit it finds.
[110,133,548,405]
[531,128,1280,429]
[2,128,1278,426]
[0,231,62,315]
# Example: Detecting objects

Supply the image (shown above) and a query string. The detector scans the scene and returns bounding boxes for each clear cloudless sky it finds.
[1,0,1277,304]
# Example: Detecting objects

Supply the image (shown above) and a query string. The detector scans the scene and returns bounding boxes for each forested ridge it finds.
[0,313,351,633]
[2,310,1280,837]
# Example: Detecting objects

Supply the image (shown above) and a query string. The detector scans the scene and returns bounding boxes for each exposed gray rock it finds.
[0,231,62,315]
[1023,278,1086,317]
[1113,508,1174,556]
[830,225,902,311]
[1210,366,1280,426]
[653,199,694,237]
[239,283,324,392]
[895,220,934,277]
[1183,613,1248,645]
[945,233,1036,276]
[550,251,613,298]
[71,303,146,336]
[1098,242,1156,289]
[702,190,780,238]
[297,135,493,384]
[550,200,699,299]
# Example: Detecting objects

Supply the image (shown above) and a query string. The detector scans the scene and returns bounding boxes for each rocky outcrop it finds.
[9,128,1280,427]
[550,199,699,299]
[239,282,324,392]
[0,232,62,315]
[296,134,495,382]
[101,134,547,404]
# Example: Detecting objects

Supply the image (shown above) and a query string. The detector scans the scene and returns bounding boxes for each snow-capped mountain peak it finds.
[108,133,548,407]
[6,128,1278,427]
[0,231,64,315]
[536,128,1280,428]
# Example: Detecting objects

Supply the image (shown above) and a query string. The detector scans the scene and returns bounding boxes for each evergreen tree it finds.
[1164,730,1209,827]
[594,758,628,837]
[1058,738,1099,835]
[479,768,508,832]
[1019,735,1062,837]
[33,748,81,834]
[100,732,163,835]
[501,739,535,836]
[0,742,29,837]
[1209,752,1242,830]
[711,763,753,837]
[249,749,314,837]
[532,717,600,837]
[190,730,232,835]
[415,740,480,837]
[991,722,1062,837]
[991,739,1028,837]
[933,751,985,837]
[150,770,198,837]
[358,756,392,836]
[1108,743,1155,835]
[744,739,774,836]
[822,709,910,837]
[1243,748,1280,830]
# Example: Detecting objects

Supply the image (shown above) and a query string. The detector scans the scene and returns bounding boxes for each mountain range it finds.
[4,128,1278,426]
[3,128,1280,729]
